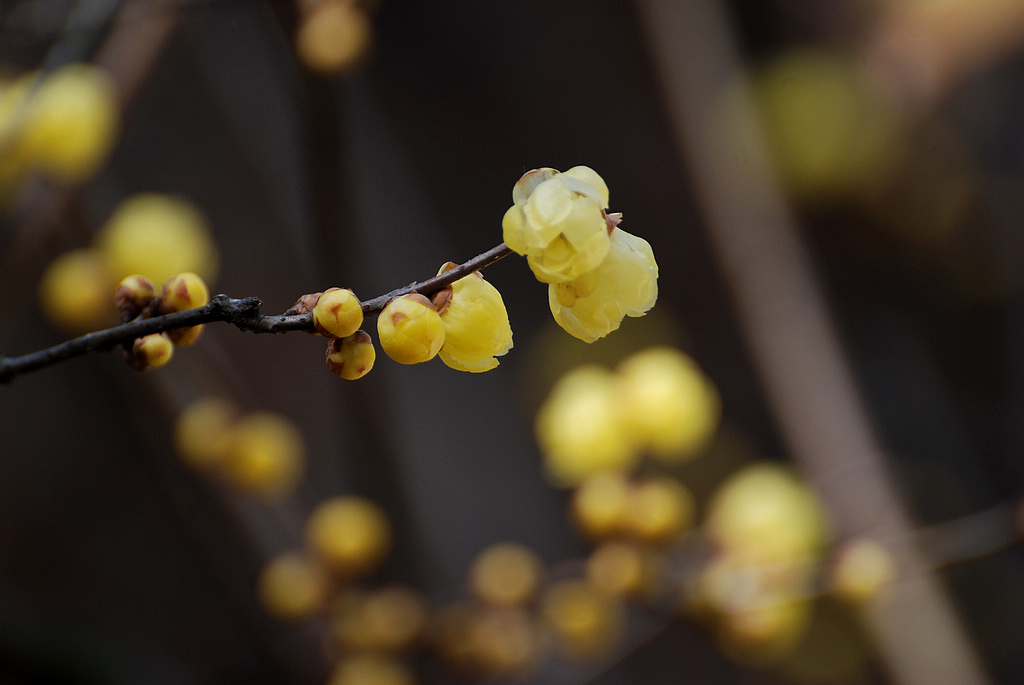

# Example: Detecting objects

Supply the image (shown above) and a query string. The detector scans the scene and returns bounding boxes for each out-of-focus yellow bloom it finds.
[38,248,114,331]
[95,193,219,286]
[502,166,612,284]
[548,227,658,343]
[377,294,445,364]
[830,538,895,605]
[221,412,305,498]
[616,347,720,460]
[535,366,638,486]
[706,464,827,565]
[434,262,513,373]
[7,64,119,183]
[305,496,392,578]
[258,553,331,621]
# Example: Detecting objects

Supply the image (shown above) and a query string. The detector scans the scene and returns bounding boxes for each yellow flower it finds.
[548,228,658,343]
[377,294,445,364]
[434,262,513,373]
[502,166,612,283]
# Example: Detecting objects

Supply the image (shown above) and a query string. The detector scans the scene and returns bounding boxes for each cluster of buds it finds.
[115,272,210,371]
[502,166,658,342]
[288,288,377,380]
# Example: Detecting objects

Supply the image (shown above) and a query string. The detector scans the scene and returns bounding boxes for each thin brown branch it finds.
[0,242,514,384]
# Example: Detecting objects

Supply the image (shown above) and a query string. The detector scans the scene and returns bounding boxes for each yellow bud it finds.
[377,293,445,364]
[16,64,118,182]
[38,248,115,331]
[502,166,611,283]
[95,193,219,285]
[305,496,391,578]
[831,538,896,605]
[616,347,720,460]
[707,464,827,565]
[326,331,376,380]
[221,412,304,498]
[128,333,174,370]
[296,1,373,74]
[174,397,238,471]
[536,366,638,487]
[548,227,658,342]
[585,541,650,598]
[313,287,363,338]
[469,543,544,608]
[115,274,157,321]
[434,263,513,373]
[157,272,209,346]
[258,553,331,621]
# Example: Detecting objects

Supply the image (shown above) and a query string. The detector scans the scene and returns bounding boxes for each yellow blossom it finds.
[548,227,658,343]
[502,166,612,283]
[434,262,513,373]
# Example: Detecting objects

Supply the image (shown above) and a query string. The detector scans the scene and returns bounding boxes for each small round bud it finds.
[305,496,391,578]
[174,397,238,471]
[540,579,624,661]
[571,471,632,539]
[115,274,157,322]
[313,287,363,338]
[624,477,696,545]
[296,1,373,74]
[830,538,896,605]
[221,412,304,498]
[38,248,114,331]
[326,331,376,379]
[159,272,210,346]
[95,193,219,286]
[128,333,174,370]
[536,366,637,486]
[328,654,414,685]
[258,553,331,621]
[469,543,544,608]
[377,294,445,365]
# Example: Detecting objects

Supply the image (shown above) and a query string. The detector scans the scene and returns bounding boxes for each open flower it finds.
[502,166,612,283]
[548,228,658,342]
[434,262,513,373]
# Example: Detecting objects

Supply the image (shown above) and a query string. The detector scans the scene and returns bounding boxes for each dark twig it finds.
[0,242,514,384]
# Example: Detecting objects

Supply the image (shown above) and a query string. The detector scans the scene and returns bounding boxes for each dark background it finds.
[0,0,1022,683]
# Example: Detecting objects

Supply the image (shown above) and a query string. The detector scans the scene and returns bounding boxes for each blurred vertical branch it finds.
[634,0,990,683]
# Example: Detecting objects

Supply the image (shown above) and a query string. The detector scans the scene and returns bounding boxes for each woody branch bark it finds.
[0,242,513,383]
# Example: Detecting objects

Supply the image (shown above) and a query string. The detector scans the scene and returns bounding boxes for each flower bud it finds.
[548,227,658,342]
[174,397,237,471]
[115,274,157,322]
[258,553,331,621]
[326,331,376,380]
[434,263,513,373]
[313,287,363,338]
[127,333,174,370]
[831,538,895,604]
[377,293,445,364]
[159,272,209,346]
[502,166,612,283]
